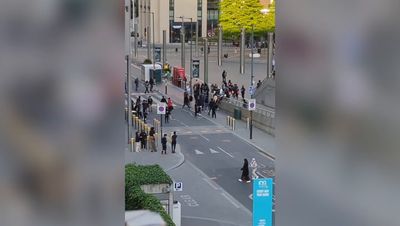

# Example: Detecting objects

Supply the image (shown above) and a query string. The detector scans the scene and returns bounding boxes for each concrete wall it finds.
[219,101,275,136]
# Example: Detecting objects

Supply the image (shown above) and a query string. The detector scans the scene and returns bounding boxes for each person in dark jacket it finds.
[135,132,141,152]
[171,131,177,153]
[211,103,217,118]
[239,158,251,183]
[134,78,139,91]
[241,85,246,100]
[183,92,191,109]
[161,134,167,154]
[140,130,147,150]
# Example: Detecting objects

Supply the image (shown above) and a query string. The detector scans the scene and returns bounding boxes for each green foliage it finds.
[125,164,172,186]
[143,59,152,64]
[125,164,175,226]
[219,0,275,37]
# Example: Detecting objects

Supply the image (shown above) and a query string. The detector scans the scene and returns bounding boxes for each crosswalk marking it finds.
[131,93,177,106]
[209,148,219,154]
[194,149,204,155]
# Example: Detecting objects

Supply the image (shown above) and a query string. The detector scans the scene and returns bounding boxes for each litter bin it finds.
[233,108,241,120]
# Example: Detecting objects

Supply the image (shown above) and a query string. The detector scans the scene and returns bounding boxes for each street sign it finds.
[157,103,166,115]
[249,85,256,96]
[155,47,161,62]
[248,99,256,111]
[253,178,273,226]
[192,59,200,78]
[174,182,183,191]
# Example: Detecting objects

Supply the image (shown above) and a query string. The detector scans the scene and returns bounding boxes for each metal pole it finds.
[152,12,155,69]
[204,38,208,84]
[250,25,254,140]
[190,18,193,94]
[147,25,151,60]
[180,17,185,70]
[267,32,274,78]
[160,114,163,142]
[217,26,222,66]
[240,27,245,74]
[134,23,138,57]
[162,30,166,65]
[195,20,199,57]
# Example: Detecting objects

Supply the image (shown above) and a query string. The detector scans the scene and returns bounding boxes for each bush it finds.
[125,164,175,226]
[143,59,152,64]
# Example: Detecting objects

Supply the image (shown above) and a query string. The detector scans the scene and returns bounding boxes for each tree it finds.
[219,0,275,38]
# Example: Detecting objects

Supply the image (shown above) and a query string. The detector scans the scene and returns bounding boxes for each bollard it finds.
[131,138,135,152]
[131,114,135,126]
[246,117,250,129]
[125,108,128,121]
[226,116,229,126]
[232,118,235,130]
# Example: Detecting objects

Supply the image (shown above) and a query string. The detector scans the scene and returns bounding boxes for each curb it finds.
[166,144,185,172]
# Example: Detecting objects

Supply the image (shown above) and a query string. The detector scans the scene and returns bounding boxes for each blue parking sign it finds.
[253,178,273,226]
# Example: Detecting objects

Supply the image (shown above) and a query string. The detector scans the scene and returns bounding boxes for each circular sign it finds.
[250,103,255,108]
[159,106,165,112]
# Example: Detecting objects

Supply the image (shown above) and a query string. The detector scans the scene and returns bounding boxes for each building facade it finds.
[134,0,218,44]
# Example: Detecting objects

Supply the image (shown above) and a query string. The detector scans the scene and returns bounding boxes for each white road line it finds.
[256,172,267,178]
[199,134,210,141]
[202,178,219,190]
[221,192,240,208]
[194,149,204,155]
[209,148,219,154]
[217,146,234,158]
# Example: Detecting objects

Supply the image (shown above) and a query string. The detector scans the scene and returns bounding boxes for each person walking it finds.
[135,132,141,152]
[171,131,177,153]
[239,158,251,183]
[222,70,227,83]
[134,77,139,91]
[160,96,167,103]
[144,81,150,93]
[161,134,167,154]
[250,158,258,179]
[211,103,217,118]
[147,96,153,112]
[183,92,191,109]
[165,109,170,123]
[167,98,174,113]
[149,127,157,152]
[140,130,147,151]
[149,77,154,92]
[208,99,214,115]
[241,85,246,100]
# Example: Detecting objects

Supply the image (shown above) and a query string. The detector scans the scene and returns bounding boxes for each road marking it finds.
[202,178,218,190]
[221,192,240,208]
[217,146,234,158]
[256,172,267,178]
[199,134,210,141]
[209,148,219,154]
[194,149,204,155]
[201,130,208,133]
[249,194,253,200]
[189,136,198,139]
[221,139,231,142]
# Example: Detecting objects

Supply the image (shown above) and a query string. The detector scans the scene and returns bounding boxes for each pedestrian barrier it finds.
[133,116,139,129]
[226,116,235,130]
[153,119,160,133]
[125,107,128,122]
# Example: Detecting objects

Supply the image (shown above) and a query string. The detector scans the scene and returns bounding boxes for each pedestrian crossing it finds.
[163,126,229,135]
[193,147,226,155]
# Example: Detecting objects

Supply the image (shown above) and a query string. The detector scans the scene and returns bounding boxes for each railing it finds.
[223,98,275,118]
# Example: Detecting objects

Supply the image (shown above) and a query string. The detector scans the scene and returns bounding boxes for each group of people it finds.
[160,96,174,123]
[134,130,178,155]
[131,96,154,123]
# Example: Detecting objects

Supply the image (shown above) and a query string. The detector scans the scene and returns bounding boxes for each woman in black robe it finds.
[239,158,251,183]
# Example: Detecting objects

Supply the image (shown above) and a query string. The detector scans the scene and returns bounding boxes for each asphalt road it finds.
[129,59,275,226]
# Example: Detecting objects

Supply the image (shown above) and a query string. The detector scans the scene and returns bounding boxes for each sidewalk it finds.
[154,82,276,159]
[125,143,185,172]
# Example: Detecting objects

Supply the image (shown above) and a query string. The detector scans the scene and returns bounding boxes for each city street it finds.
[126,67,275,225]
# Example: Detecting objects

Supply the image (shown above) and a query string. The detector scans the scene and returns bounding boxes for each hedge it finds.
[125,164,175,226]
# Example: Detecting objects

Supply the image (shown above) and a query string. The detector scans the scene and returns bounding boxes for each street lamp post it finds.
[250,25,254,139]
[178,16,194,94]
[151,12,155,70]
